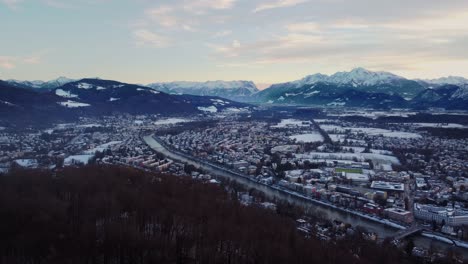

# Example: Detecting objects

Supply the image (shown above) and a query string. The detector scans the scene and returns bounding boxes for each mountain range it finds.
[253,68,468,109]
[147,80,259,101]
[3,68,468,120]
[0,79,250,126]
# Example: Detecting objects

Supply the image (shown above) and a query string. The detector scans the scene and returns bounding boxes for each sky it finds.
[2,0,468,86]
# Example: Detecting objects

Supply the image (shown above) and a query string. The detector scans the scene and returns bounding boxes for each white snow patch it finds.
[58,100,91,108]
[64,155,94,166]
[198,106,218,113]
[289,133,324,143]
[84,141,122,155]
[154,118,191,125]
[14,159,39,168]
[271,119,312,128]
[55,89,78,98]
[77,83,93,89]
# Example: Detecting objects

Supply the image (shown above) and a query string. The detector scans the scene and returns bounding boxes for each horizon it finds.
[2,1,468,84]
[4,66,468,91]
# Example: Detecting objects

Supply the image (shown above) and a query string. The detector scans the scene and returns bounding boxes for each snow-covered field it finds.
[56,89,78,98]
[402,123,466,128]
[295,152,400,165]
[84,141,122,154]
[76,124,101,128]
[65,154,94,165]
[198,106,218,113]
[154,118,191,125]
[271,119,312,128]
[320,125,421,139]
[58,100,91,108]
[289,133,324,143]
[14,159,38,168]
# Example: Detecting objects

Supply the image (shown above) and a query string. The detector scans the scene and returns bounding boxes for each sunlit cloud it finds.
[0,56,16,69]
[183,0,237,13]
[133,29,170,48]
[254,0,308,13]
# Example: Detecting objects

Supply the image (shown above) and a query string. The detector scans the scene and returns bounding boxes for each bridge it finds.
[392,225,426,241]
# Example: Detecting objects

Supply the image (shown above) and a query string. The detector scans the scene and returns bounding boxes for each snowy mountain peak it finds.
[6,77,76,89]
[292,68,404,87]
[149,80,258,93]
[424,76,468,86]
[147,80,259,100]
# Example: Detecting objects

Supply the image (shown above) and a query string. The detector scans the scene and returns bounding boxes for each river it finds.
[143,135,468,258]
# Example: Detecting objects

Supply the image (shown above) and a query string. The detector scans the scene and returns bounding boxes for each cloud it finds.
[0,56,16,69]
[232,40,241,48]
[145,6,178,28]
[2,0,22,9]
[133,29,170,48]
[23,55,41,64]
[254,0,308,13]
[183,0,237,13]
[286,22,320,33]
[213,30,232,38]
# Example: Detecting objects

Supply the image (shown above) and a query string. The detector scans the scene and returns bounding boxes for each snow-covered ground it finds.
[210,99,230,106]
[55,89,78,98]
[76,124,101,128]
[58,100,91,108]
[83,141,122,155]
[64,154,94,165]
[14,159,38,168]
[296,152,400,165]
[329,134,346,142]
[401,123,466,128]
[198,106,218,113]
[271,119,312,128]
[154,118,191,125]
[320,125,421,139]
[77,83,93,89]
[289,133,324,143]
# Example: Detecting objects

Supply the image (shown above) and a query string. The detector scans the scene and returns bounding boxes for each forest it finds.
[0,166,455,264]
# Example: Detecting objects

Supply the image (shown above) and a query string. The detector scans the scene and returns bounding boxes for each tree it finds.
[405,239,415,255]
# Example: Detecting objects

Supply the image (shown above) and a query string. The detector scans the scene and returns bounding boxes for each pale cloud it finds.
[183,0,237,13]
[0,56,16,69]
[286,22,320,33]
[23,55,41,64]
[232,40,241,48]
[145,7,179,28]
[2,0,22,9]
[133,29,170,48]
[254,0,308,13]
[213,30,232,38]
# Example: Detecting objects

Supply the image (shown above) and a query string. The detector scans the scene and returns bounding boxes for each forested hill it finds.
[0,166,439,264]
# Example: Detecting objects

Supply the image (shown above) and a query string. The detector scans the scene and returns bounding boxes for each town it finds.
[1,108,468,260]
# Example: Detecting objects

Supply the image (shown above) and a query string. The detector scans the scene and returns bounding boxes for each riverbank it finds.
[143,134,468,252]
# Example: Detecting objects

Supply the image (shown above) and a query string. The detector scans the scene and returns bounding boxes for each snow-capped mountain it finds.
[254,68,468,109]
[147,80,259,101]
[7,77,76,90]
[292,67,404,87]
[0,78,251,125]
[421,76,468,87]
[263,68,426,100]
